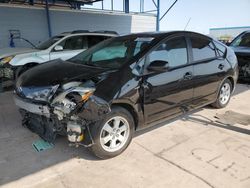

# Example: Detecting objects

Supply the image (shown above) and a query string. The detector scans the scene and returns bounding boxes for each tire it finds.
[211,79,232,109]
[89,106,135,159]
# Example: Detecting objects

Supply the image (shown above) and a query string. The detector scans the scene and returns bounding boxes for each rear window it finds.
[214,41,227,57]
[190,37,217,62]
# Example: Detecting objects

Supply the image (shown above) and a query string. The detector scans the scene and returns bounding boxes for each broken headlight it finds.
[51,82,95,120]
[23,85,59,102]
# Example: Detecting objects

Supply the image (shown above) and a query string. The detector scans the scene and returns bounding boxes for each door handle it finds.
[218,64,224,70]
[183,72,193,80]
[142,82,150,90]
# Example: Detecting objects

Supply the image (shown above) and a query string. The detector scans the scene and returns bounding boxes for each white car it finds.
[0,30,117,89]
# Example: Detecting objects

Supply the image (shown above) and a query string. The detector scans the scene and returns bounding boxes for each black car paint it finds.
[15,31,238,143]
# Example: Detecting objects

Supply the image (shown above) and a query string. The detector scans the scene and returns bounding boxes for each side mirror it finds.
[147,60,169,72]
[54,45,63,51]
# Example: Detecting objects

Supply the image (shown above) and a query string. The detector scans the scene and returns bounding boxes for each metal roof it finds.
[210,26,250,31]
[0,0,103,7]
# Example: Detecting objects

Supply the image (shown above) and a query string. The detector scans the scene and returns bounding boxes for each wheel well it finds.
[227,76,235,91]
[16,63,39,78]
[24,62,39,68]
[111,103,139,130]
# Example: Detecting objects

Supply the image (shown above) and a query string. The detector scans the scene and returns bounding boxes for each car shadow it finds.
[182,114,250,135]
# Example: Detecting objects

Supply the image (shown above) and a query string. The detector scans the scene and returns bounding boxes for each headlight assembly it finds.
[52,86,95,106]
[0,56,14,66]
[21,85,59,101]
[51,83,95,119]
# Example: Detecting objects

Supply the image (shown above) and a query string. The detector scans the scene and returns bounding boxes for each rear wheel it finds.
[89,106,134,159]
[212,79,232,108]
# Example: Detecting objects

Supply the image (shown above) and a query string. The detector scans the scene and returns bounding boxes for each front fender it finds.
[78,95,111,121]
[9,52,48,66]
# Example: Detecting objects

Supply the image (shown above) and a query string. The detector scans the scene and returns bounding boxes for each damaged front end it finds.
[237,54,250,80]
[15,80,111,147]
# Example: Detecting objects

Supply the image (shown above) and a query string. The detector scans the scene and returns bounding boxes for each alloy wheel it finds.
[219,82,231,105]
[100,116,130,152]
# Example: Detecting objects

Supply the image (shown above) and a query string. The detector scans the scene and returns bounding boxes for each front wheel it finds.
[89,106,134,159]
[212,79,232,108]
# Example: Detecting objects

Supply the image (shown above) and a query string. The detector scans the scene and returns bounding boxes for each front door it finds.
[143,36,194,124]
[50,36,87,61]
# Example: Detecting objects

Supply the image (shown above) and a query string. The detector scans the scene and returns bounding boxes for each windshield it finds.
[231,32,250,48]
[37,35,64,50]
[69,36,156,69]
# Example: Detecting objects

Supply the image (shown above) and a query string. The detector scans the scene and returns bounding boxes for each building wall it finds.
[209,26,250,42]
[0,4,156,48]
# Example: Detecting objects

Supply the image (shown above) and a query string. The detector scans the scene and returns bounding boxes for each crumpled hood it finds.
[0,48,38,59]
[16,59,111,88]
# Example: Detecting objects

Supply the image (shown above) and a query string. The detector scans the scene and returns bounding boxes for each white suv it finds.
[0,30,117,89]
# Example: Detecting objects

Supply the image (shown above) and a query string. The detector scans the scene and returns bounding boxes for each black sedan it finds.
[14,31,238,159]
[229,30,250,80]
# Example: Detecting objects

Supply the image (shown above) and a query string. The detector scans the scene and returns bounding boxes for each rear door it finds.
[49,35,87,60]
[143,35,194,124]
[189,35,230,107]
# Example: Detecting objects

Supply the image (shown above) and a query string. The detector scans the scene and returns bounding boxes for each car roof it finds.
[60,30,118,37]
[118,31,212,40]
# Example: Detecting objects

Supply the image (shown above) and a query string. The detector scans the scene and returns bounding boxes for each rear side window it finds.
[214,41,227,57]
[59,36,88,50]
[190,37,216,62]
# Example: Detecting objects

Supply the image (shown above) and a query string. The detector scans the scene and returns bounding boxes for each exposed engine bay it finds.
[237,55,250,79]
[15,79,111,146]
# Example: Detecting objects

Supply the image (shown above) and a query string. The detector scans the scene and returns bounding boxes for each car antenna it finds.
[184,18,191,31]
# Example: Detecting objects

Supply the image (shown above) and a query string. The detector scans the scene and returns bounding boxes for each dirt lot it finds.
[0,84,249,188]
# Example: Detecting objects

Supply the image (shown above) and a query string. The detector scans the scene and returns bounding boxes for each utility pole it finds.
[156,0,160,31]
[156,0,178,31]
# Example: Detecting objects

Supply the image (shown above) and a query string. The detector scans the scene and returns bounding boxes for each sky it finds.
[84,0,250,34]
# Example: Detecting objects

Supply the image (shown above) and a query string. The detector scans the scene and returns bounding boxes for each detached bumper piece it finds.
[32,139,54,152]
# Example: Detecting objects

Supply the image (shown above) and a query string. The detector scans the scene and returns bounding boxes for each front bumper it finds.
[14,95,50,118]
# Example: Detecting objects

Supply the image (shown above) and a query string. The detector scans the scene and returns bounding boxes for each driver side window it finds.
[147,37,188,68]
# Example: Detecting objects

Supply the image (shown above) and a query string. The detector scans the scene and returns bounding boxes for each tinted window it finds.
[214,41,227,57]
[191,37,216,61]
[88,36,110,48]
[59,36,87,50]
[133,39,152,55]
[148,37,188,68]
